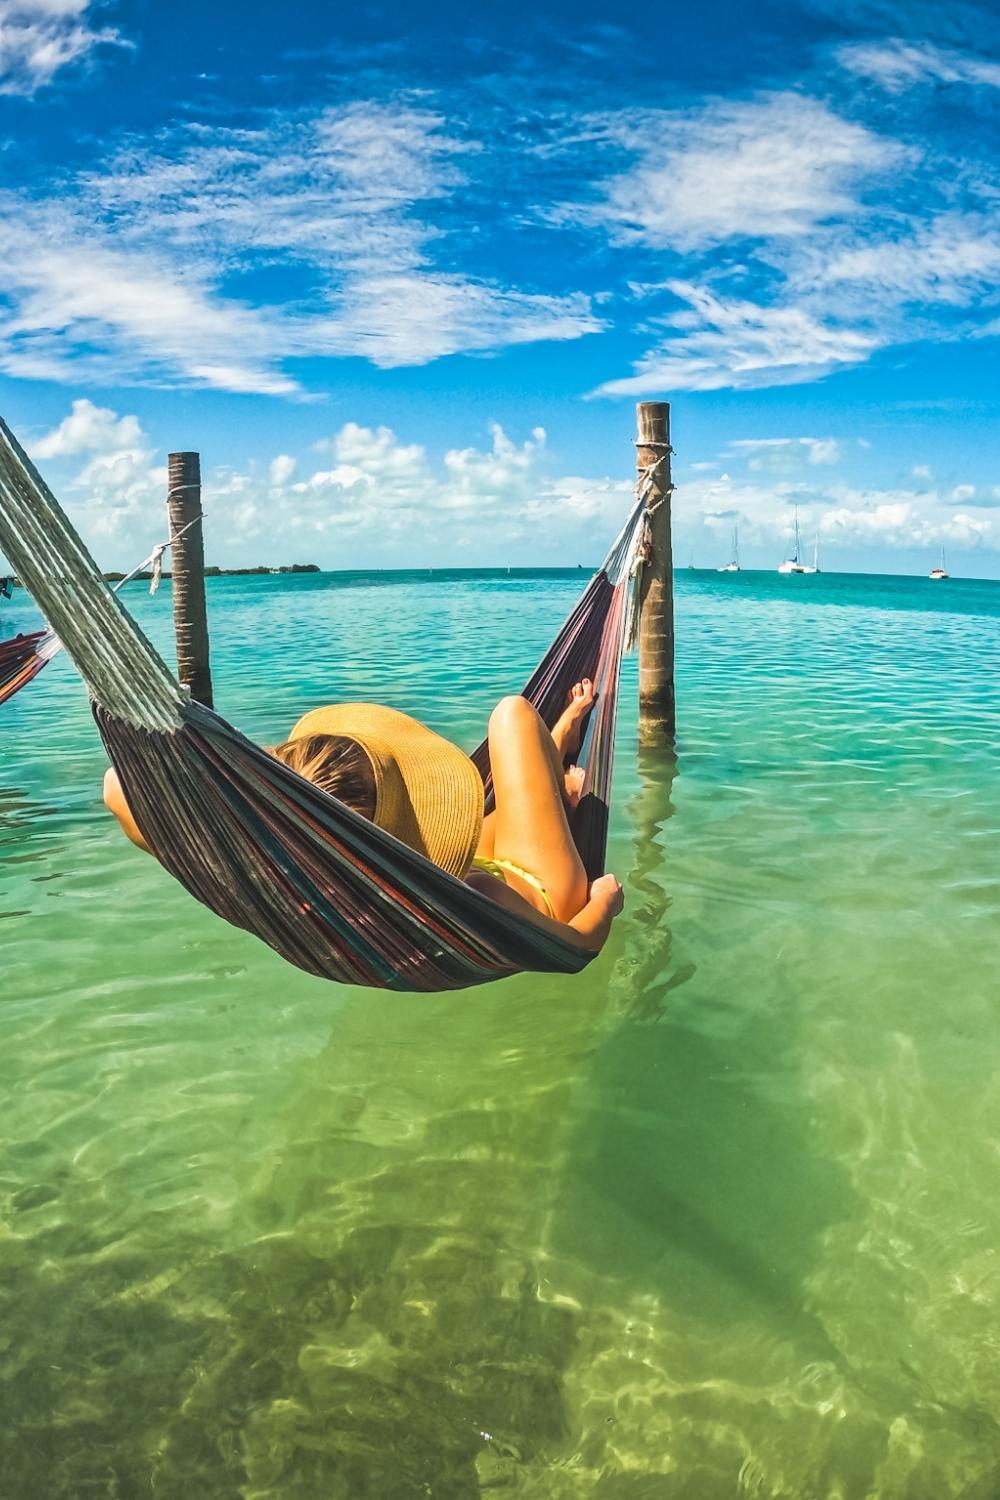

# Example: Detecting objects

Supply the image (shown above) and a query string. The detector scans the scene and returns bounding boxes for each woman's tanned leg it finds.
[486,695,589,922]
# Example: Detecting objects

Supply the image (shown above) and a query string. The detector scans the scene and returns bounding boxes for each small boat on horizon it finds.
[929,546,949,580]
[778,508,816,574]
[718,526,740,573]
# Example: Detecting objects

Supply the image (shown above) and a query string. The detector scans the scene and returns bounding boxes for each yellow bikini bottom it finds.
[471,856,555,920]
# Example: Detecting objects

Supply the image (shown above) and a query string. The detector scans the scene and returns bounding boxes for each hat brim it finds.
[289,704,484,879]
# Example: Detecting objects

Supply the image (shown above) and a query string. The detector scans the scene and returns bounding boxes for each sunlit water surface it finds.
[2,566,999,1498]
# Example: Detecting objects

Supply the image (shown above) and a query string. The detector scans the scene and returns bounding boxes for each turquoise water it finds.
[2,566,1000,1498]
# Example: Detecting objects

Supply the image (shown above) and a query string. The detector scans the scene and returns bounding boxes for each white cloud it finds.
[594,281,878,395]
[0,101,600,393]
[572,82,1000,397]
[33,397,145,459]
[84,102,600,369]
[215,421,632,562]
[821,502,991,546]
[28,403,632,569]
[678,469,996,556]
[311,272,601,368]
[269,454,296,487]
[31,398,166,547]
[728,437,843,469]
[0,204,301,395]
[0,0,126,95]
[84,104,471,276]
[799,214,1000,308]
[29,400,999,577]
[839,38,1000,91]
[580,93,902,250]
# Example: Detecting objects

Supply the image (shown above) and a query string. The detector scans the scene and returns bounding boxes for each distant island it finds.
[105,562,322,581]
[2,564,321,587]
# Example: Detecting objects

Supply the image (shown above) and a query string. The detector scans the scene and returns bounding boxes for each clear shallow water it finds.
[1,566,999,1498]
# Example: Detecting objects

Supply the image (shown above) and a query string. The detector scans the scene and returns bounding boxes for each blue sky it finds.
[1,0,999,574]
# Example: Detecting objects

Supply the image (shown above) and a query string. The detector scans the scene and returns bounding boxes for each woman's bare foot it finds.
[552,679,596,761]
[563,763,586,808]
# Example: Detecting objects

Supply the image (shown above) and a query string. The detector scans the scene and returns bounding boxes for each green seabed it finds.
[2,567,1000,1497]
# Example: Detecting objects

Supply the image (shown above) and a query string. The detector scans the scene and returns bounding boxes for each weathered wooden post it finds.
[636,401,675,739]
[167,450,213,708]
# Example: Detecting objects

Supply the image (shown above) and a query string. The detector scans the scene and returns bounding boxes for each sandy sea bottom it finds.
[2,567,1000,1498]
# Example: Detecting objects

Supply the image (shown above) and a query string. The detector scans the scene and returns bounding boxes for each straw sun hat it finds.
[289,703,485,879]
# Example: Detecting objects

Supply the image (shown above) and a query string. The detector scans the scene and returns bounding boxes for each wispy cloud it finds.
[0,100,600,393]
[594,282,879,395]
[838,37,1000,89]
[0,201,299,394]
[0,0,126,95]
[727,437,844,468]
[3,16,1000,409]
[578,93,902,250]
[574,65,1000,397]
[794,214,1000,308]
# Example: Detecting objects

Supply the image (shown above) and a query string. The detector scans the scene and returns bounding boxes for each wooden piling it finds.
[167,451,213,709]
[636,401,675,739]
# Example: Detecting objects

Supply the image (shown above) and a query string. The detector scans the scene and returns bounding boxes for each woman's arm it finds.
[103,768,152,853]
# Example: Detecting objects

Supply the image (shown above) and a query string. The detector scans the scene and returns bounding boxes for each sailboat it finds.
[717,526,740,573]
[800,534,821,575]
[929,546,949,581]
[777,508,808,574]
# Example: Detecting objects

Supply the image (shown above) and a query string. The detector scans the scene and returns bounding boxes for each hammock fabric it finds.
[1,527,181,709]
[0,627,50,705]
[0,414,652,992]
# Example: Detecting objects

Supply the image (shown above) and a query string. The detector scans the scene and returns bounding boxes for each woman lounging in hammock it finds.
[104,679,624,953]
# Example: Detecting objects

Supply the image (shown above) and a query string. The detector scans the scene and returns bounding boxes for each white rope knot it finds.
[112,513,204,596]
[146,541,169,595]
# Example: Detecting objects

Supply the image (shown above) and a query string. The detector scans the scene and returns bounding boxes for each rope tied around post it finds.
[145,514,203,595]
[626,444,674,652]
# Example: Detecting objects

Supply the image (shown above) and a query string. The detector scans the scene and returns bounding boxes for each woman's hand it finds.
[589,873,624,917]
[568,872,624,951]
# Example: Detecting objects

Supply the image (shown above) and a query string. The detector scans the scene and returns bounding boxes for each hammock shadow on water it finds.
[0,977,609,1500]
[117,973,622,1498]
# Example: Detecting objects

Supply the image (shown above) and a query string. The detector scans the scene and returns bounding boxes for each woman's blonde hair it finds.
[269,732,377,819]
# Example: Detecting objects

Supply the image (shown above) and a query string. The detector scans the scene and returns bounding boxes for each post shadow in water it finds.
[546,741,858,1346]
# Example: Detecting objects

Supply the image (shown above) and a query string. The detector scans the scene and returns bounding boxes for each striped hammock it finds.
[0,415,653,992]
[1,626,51,705]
